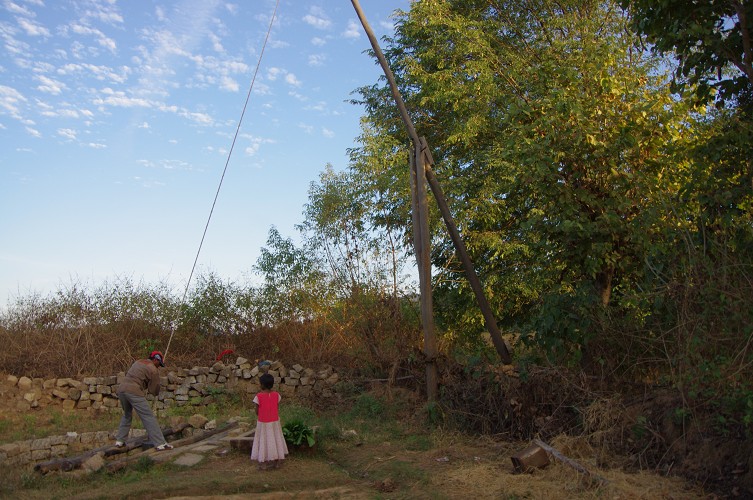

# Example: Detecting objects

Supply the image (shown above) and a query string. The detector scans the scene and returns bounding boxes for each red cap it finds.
[149,350,165,367]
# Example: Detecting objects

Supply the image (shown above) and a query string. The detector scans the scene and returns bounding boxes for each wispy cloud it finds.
[0,85,27,119]
[308,54,326,67]
[17,17,50,37]
[36,75,66,95]
[68,23,117,52]
[298,122,314,134]
[5,1,34,16]
[343,20,361,39]
[25,125,41,137]
[57,128,77,140]
[303,7,331,30]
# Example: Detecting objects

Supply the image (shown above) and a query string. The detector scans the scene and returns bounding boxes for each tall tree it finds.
[355,0,691,359]
[620,0,753,104]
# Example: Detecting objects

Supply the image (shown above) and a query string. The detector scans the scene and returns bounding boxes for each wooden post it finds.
[411,147,438,401]
[352,0,438,400]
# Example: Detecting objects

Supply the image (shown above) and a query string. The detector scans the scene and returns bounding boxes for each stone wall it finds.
[0,359,340,468]
[3,358,340,415]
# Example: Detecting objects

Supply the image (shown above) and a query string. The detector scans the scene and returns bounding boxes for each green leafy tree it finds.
[356,0,692,361]
[253,226,330,326]
[620,0,753,104]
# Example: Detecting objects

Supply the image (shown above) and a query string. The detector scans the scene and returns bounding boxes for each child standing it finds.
[250,373,289,470]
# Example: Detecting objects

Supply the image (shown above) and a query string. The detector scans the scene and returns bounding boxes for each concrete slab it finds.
[192,444,218,452]
[173,453,204,467]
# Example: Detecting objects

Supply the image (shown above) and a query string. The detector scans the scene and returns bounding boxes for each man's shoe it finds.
[155,443,174,451]
[114,441,125,448]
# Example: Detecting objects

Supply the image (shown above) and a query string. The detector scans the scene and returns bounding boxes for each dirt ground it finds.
[2,426,709,499]
[0,375,717,499]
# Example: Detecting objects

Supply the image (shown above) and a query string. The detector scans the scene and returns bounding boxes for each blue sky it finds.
[0,0,410,307]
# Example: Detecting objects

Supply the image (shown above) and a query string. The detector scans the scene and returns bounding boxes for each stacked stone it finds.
[6,375,121,412]
[232,359,340,399]
[0,429,116,467]
[3,359,340,415]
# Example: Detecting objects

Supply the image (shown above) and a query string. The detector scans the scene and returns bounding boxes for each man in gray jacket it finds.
[114,350,173,450]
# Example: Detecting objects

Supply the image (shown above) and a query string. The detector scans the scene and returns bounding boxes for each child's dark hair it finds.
[259,373,274,390]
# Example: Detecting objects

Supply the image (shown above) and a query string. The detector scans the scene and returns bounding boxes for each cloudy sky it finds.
[0,0,410,307]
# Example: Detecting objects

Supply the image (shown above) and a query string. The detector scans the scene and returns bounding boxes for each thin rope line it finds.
[164,0,281,360]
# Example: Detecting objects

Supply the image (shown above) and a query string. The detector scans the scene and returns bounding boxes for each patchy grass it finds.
[0,409,122,443]
[0,389,711,499]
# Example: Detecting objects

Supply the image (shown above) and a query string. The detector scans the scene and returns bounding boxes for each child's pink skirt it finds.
[250,420,289,462]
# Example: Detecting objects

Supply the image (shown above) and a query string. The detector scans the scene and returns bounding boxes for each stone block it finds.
[49,435,66,446]
[297,385,312,397]
[279,384,296,396]
[77,400,92,409]
[287,370,301,379]
[51,444,68,458]
[62,399,76,410]
[18,376,33,391]
[82,452,106,472]
[0,443,21,457]
[292,364,304,372]
[67,388,82,401]
[82,377,97,385]
[43,379,57,389]
[189,414,209,429]
[235,357,248,366]
[52,388,68,399]
[31,438,51,451]
[6,374,18,386]
[103,398,118,408]
[31,449,50,461]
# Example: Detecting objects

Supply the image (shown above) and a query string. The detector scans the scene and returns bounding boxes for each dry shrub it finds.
[437,361,593,439]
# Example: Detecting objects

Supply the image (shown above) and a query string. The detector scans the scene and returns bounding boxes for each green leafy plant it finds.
[282,420,315,448]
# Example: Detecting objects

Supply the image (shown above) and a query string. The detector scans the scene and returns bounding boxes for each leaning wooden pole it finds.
[351,1,513,367]
[420,139,512,364]
[351,0,438,400]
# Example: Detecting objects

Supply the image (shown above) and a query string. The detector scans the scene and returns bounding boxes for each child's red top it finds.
[256,391,280,422]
